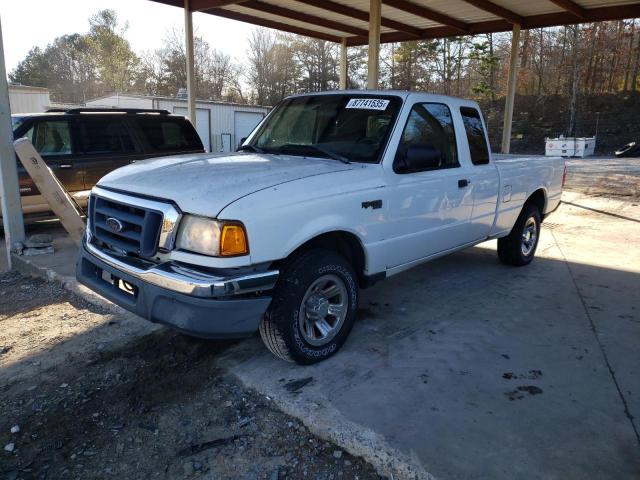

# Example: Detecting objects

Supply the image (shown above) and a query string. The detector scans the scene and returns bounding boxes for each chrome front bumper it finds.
[77,237,279,338]
[83,237,279,298]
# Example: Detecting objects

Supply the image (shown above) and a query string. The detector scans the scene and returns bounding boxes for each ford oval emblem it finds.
[105,217,124,233]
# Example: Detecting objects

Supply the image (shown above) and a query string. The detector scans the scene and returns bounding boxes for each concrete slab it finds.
[5,182,639,479]
[221,192,640,479]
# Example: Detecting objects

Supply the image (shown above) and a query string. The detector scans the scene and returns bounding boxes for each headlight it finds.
[175,216,249,257]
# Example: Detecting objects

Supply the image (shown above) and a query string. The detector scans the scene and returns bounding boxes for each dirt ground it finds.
[565,156,640,199]
[0,273,382,480]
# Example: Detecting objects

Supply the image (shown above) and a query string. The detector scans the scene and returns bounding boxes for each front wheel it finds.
[497,203,541,266]
[259,249,358,364]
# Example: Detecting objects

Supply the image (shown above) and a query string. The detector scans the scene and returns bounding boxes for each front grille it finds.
[90,194,163,257]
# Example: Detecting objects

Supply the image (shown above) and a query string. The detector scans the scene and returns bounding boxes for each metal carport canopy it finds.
[151,0,640,45]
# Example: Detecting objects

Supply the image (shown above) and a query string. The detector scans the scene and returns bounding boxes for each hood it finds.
[97,152,354,217]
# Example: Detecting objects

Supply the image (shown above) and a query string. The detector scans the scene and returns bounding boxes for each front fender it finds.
[218,167,387,271]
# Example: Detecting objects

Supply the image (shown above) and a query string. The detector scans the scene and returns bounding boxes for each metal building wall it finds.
[86,94,153,109]
[8,86,51,113]
[155,99,269,152]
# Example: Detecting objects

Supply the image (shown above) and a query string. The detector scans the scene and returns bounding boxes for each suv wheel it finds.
[259,249,358,364]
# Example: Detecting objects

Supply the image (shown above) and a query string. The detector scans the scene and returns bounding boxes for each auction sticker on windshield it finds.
[345,98,390,110]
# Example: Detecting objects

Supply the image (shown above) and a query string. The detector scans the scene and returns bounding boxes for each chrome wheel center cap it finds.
[306,295,330,320]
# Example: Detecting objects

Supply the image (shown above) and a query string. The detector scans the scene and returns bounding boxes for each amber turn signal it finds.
[220,223,249,256]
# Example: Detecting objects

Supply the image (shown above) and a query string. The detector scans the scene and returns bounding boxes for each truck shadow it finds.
[0,243,638,478]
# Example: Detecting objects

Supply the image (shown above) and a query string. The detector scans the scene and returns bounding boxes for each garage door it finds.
[234,111,264,148]
[174,107,211,152]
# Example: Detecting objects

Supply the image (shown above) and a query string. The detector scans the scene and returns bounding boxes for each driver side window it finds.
[394,103,459,174]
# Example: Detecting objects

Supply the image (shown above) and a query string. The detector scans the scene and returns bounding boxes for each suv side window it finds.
[77,117,136,155]
[24,120,73,157]
[135,117,202,153]
[394,103,458,173]
[460,107,490,165]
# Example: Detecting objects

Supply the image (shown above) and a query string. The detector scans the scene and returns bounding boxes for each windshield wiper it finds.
[238,144,265,153]
[277,143,351,164]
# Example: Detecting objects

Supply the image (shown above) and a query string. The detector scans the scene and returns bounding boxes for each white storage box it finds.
[545,136,596,158]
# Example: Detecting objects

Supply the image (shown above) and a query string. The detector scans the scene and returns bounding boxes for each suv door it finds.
[383,102,476,268]
[75,115,140,189]
[16,117,83,194]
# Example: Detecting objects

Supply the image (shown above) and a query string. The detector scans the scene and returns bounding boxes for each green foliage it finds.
[86,10,138,94]
[9,9,138,103]
[468,39,500,100]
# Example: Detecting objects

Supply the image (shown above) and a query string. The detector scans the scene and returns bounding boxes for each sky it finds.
[0,0,256,74]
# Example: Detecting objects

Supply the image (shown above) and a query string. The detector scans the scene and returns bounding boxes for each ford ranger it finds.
[76,91,565,364]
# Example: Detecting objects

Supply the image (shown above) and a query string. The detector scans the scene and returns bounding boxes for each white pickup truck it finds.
[77,91,565,364]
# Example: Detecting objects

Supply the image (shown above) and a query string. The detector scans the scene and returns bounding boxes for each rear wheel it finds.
[497,203,541,266]
[259,249,358,364]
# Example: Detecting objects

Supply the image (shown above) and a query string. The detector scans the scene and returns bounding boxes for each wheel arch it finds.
[525,188,547,215]
[277,230,371,288]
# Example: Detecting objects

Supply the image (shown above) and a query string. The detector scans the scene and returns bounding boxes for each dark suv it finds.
[11,108,204,220]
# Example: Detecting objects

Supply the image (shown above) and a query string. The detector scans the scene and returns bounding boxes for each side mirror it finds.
[400,144,442,172]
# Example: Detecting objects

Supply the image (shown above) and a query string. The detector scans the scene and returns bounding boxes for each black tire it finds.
[259,249,358,364]
[497,203,541,266]
[615,141,639,158]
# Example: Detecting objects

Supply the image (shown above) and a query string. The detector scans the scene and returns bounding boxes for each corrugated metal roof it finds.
[150,0,640,45]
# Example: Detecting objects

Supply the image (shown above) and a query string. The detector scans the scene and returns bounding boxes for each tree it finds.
[468,37,500,100]
[381,41,437,91]
[87,10,139,94]
[292,37,339,92]
[10,34,97,103]
[246,29,298,105]
[9,9,137,103]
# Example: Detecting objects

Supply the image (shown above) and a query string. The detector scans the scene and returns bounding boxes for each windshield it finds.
[248,94,402,163]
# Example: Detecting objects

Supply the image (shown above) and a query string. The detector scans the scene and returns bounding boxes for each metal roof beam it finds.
[546,0,587,19]
[458,0,523,25]
[346,2,640,45]
[294,0,422,37]
[206,8,343,42]
[190,0,248,11]
[381,0,469,33]
[238,0,369,37]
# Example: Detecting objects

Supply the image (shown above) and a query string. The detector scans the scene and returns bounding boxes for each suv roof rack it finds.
[46,107,171,115]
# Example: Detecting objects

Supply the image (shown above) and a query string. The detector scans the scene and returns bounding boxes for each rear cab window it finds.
[134,116,203,153]
[460,107,490,165]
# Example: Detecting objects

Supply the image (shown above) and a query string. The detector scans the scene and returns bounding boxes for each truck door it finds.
[458,106,500,240]
[383,102,476,268]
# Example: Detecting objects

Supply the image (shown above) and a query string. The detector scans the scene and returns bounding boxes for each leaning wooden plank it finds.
[14,138,85,245]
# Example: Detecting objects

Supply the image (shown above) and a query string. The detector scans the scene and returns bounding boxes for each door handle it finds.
[59,164,73,169]
[458,179,470,188]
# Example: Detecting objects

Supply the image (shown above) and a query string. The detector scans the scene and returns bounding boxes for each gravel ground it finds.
[0,273,382,480]
[565,156,640,199]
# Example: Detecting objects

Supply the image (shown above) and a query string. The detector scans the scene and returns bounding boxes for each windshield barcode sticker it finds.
[345,98,390,110]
